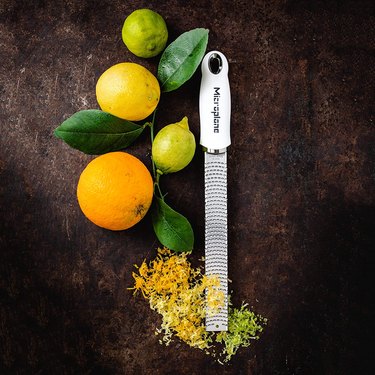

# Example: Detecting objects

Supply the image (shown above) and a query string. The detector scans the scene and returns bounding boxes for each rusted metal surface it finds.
[1,1,374,373]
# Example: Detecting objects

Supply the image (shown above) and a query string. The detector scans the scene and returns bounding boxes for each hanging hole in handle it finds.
[209,53,222,74]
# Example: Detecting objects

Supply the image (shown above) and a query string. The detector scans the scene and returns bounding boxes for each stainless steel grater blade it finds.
[204,151,228,331]
[199,51,231,331]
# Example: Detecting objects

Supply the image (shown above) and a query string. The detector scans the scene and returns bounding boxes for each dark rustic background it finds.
[1,0,374,374]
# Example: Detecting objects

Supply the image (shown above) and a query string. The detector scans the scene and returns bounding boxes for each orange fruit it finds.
[77,152,153,230]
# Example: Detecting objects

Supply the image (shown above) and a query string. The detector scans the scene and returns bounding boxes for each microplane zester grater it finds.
[199,51,231,331]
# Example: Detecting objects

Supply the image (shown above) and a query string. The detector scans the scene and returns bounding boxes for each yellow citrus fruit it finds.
[77,152,153,231]
[96,62,160,121]
[152,116,196,174]
[122,9,168,58]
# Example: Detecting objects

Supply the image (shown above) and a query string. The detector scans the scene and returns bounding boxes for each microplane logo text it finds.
[212,87,220,133]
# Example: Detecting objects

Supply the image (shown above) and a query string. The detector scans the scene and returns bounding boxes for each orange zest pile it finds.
[130,247,223,349]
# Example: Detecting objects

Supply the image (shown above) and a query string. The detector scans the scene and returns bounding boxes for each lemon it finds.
[122,9,168,58]
[96,62,160,121]
[152,117,196,174]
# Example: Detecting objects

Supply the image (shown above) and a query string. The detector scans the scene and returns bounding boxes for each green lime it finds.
[152,117,196,174]
[122,9,168,58]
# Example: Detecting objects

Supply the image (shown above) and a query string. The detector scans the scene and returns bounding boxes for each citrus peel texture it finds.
[130,248,267,362]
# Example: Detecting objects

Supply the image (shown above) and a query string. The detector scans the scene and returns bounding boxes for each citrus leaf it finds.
[151,196,194,252]
[54,109,146,155]
[157,28,209,92]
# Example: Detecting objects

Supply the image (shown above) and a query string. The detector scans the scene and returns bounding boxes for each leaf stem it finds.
[149,110,165,201]
[149,110,157,179]
[154,170,164,200]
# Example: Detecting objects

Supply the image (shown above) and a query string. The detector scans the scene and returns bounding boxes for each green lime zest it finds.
[216,303,267,362]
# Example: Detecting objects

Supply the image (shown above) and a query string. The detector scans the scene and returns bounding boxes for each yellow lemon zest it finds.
[130,247,222,349]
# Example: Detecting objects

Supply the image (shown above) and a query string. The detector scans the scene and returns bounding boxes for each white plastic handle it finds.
[199,51,231,151]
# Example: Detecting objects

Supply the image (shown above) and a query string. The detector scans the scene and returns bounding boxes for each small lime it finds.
[152,117,196,174]
[122,9,168,58]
